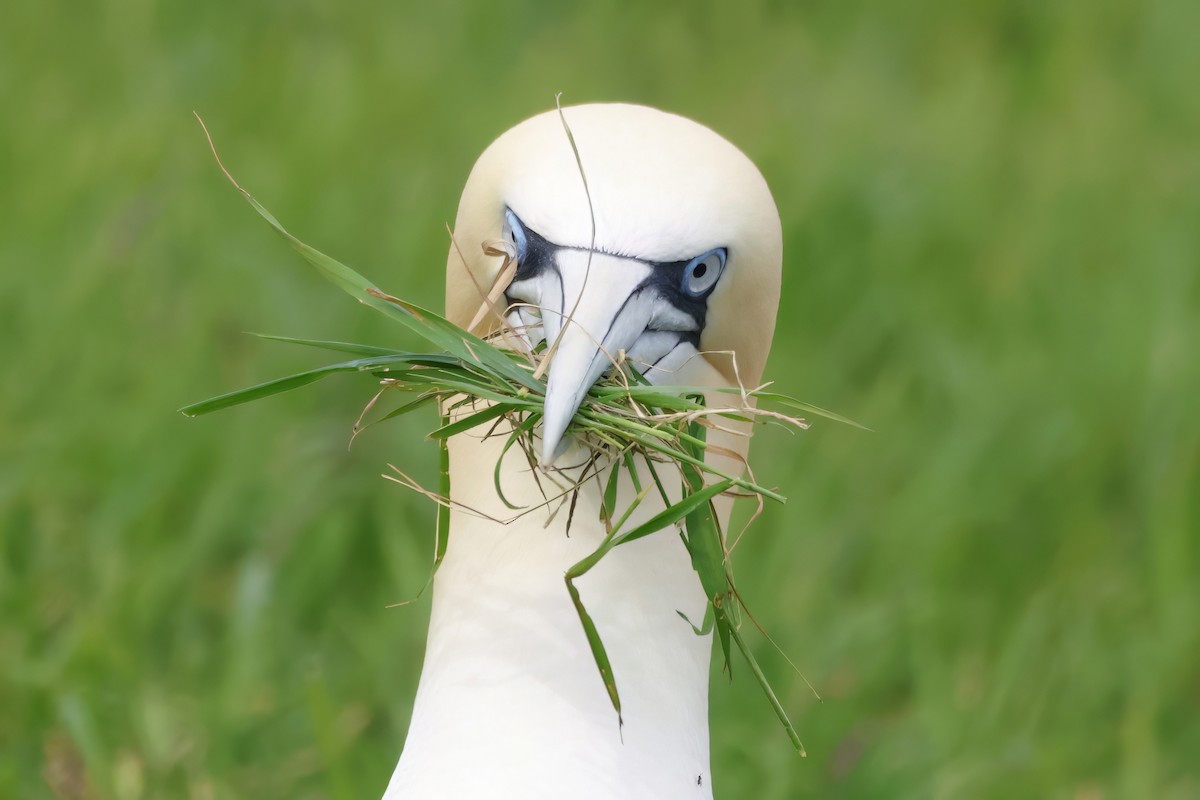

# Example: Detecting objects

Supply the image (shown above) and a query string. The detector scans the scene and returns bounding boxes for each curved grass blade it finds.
[436,417,451,570]
[492,412,541,510]
[588,412,784,502]
[728,617,806,756]
[622,451,643,493]
[196,114,541,392]
[611,478,734,549]
[383,416,455,610]
[642,458,673,508]
[374,393,440,424]
[251,334,415,358]
[601,457,622,528]
[678,421,736,672]
[676,605,715,636]
[430,403,516,439]
[563,482,654,720]
[179,355,415,417]
[565,577,621,723]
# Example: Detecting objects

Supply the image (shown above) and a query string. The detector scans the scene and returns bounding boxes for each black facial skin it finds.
[509,221,558,283]
[504,211,719,340]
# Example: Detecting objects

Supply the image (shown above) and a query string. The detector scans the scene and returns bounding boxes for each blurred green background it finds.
[2,1,1197,797]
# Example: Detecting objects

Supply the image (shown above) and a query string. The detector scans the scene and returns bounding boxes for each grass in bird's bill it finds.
[184,113,861,756]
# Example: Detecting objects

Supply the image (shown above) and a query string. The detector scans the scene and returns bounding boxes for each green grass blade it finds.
[601,457,622,526]
[680,478,730,605]
[588,386,707,410]
[683,478,735,673]
[250,334,414,358]
[179,355,412,416]
[388,378,529,408]
[565,576,622,720]
[374,393,440,424]
[611,478,734,549]
[622,451,643,494]
[429,403,515,439]
[436,415,451,570]
[728,616,806,756]
[607,483,654,541]
[590,413,784,502]
[676,420,737,671]
[491,413,541,510]
[643,458,673,508]
[676,605,715,636]
[197,114,542,392]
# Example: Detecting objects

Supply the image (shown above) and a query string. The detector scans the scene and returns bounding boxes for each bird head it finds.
[445,104,782,465]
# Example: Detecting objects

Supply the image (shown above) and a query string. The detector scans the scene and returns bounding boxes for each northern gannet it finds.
[384,103,782,800]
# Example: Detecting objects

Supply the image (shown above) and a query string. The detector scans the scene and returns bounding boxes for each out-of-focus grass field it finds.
[2,1,1197,798]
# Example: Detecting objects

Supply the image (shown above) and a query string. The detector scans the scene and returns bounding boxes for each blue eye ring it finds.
[681,248,727,298]
[504,209,528,262]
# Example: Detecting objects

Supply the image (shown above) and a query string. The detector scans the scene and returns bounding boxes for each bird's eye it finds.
[504,209,528,262]
[681,249,726,297]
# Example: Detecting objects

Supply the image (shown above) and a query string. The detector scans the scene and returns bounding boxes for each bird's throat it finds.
[383,421,718,800]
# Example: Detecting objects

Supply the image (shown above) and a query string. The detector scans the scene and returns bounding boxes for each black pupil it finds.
[693,262,708,279]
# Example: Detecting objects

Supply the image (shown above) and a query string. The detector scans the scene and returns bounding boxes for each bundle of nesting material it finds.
[183,119,861,753]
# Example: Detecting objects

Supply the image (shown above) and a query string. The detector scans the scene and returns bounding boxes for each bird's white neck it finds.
[383,420,720,800]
